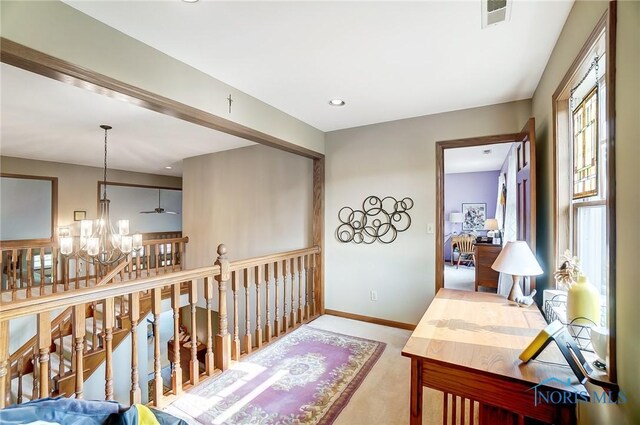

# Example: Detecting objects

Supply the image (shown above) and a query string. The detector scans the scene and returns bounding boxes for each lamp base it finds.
[507,275,524,304]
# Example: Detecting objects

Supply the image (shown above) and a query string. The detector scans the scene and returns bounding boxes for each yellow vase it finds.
[566,275,601,326]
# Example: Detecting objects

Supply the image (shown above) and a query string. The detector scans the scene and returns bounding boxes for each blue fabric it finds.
[0,397,122,425]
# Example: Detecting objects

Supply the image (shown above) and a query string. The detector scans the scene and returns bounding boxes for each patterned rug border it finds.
[169,324,386,425]
[306,326,386,425]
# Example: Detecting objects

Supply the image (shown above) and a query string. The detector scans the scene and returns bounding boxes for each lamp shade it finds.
[484,218,499,231]
[491,241,543,276]
[449,212,464,223]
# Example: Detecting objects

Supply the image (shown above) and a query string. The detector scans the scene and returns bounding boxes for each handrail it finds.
[8,255,133,363]
[140,236,189,246]
[229,246,320,272]
[0,245,319,322]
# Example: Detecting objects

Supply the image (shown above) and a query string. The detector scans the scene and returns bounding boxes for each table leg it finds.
[410,357,423,425]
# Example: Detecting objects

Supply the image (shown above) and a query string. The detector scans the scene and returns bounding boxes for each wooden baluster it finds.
[84,259,89,287]
[282,259,289,332]
[37,312,51,398]
[170,242,176,272]
[189,280,199,385]
[52,248,57,294]
[58,328,65,376]
[146,245,152,277]
[17,358,23,404]
[151,288,163,406]
[32,352,39,400]
[265,263,272,343]
[161,244,166,274]
[304,255,310,320]
[129,292,141,404]
[214,245,231,371]
[310,254,317,317]
[64,255,70,292]
[243,268,252,354]
[75,255,80,290]
[91,302,98,350]
[11,249,18,300]
[274,261,281,338]
[290,258,297,326]
[171,284,183,395]
[73,304,86,399]
[40,248,46,295]
[297,257,304,323]
[104,298,114,400]
[0,320,9,408]
[254,265,263,349]
[135,251,141,278]
[231,271,241,360]
[154,244,160,275]
[180,241,186,270]
[204,276,215,375]
[26,248,33,298]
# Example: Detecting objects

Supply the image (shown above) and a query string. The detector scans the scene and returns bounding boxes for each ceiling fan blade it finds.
[164,211,179,215]
[140,211,157,214]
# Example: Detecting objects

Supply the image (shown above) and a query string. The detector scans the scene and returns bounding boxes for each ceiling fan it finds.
[140,189,179,215]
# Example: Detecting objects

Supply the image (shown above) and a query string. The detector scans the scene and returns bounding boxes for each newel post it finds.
[214,244,231,371]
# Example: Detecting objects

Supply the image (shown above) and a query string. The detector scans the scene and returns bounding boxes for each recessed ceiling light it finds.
[182,0,199,3]
[329,99,346,107]
[165,166,173,170]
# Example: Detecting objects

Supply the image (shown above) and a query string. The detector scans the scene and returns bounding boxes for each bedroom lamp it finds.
[448,212,464,234]
[491,241,543,303]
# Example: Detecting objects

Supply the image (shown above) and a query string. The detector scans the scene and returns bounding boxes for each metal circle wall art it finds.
[336,196,414,244]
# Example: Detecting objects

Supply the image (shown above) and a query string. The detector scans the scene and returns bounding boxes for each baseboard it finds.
[324,309,416,331]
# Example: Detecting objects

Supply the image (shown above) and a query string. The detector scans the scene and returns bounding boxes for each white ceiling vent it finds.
[482,0,511,28]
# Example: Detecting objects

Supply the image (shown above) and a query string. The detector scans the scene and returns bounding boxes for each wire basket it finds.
[543,293,597,352]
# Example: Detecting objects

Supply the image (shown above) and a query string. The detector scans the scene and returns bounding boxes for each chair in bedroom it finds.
[452,234,476,268]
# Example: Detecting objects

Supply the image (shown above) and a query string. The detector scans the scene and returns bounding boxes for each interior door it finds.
[517,118,537,292]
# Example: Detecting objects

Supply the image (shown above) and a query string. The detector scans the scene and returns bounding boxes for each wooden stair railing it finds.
[3,237,188,404]
[0,244,322,409]
[0,235,187,302]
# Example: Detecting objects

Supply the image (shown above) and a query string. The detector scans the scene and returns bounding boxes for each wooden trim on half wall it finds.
[324,309,416,331]
[313,158,325,315]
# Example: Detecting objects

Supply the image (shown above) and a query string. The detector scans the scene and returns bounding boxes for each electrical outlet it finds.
[370,290,378,301]
[427,223,434,234]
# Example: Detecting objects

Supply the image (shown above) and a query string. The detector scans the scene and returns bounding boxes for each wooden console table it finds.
[402,289,581,425]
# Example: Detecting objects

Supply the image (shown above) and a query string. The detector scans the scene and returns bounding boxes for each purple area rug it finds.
[166,325,385,424]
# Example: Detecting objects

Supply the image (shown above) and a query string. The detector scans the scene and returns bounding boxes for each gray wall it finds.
[532,1,640,423]
[324,100,532,324]
[0,156,181,229]
[182,144,313,268]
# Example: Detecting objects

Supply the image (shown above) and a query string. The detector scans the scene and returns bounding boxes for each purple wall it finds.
[444,170,499,261]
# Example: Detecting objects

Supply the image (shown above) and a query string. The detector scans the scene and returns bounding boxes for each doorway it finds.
[435,119,537,294]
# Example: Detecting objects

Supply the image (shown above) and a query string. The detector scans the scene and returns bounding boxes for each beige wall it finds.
[532,1,639,423]
[324,100,531,324]
[182,144,313,268]
[0,0,324,155]
[0,156,181,230]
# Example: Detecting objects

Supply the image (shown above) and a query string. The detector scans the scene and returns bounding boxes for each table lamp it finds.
[484,218,499,236]
[448,212,464,234]
[491,241,543,303]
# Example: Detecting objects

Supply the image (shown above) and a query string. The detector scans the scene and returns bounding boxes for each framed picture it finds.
[74,210,86,221]
[462,203,486,231]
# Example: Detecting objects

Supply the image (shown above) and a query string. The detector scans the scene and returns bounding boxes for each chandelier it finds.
[59,125,142,265]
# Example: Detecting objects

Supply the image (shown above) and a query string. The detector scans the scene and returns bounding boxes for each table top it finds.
[402,289,584,392]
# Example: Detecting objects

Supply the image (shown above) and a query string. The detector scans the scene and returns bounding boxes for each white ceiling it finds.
[63,0,573,132]
[0,63,254,176]
[444,142,514,174]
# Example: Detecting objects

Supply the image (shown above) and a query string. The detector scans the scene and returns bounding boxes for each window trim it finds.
[552,3,617,383]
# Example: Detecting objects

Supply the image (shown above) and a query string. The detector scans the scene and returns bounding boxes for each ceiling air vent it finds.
[482,0,511,28]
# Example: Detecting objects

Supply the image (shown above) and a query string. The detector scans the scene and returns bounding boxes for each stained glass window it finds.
[572,88,599,199]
